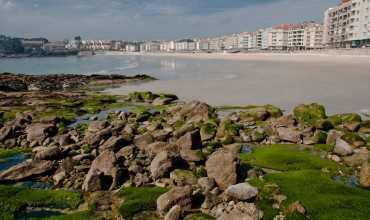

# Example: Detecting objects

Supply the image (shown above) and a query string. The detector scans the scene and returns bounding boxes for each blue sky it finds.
[0,0,338,40]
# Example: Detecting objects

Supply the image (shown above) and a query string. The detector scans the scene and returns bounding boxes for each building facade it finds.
[324,0,370,48]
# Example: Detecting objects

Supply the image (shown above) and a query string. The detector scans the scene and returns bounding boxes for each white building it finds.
[223,34,239,50]
[174,39,196,51]
[324,0,370,48]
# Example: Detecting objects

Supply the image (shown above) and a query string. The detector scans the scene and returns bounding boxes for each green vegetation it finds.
[314,144,334,152]
[128,91,157,102]
[293,103,326,125]
[240,144,339,173]
[216,104,282,118]
[184,212,216,220]
[118,187,168,219]
[252,170,370,220]
[0,147,30,159]
[0,185,82,220]
[328,113,362,126]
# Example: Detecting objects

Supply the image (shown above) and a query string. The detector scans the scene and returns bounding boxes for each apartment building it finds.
[175,39,196,51]
[304,23,324,49]
[324,0,370,48]
[223,34,239,50]
[267,26,288,50]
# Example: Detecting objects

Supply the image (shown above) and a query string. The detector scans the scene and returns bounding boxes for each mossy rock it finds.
[217,119,241,138]
[40,211,100,220]
[293,103,326,125]
[0,147,30,159]
[240,105,282,122]
[314,119,334,131]
[328,113,362,126]
[128,91,158,102]
[118,187,168,219]
[200,122,217,141]
[170,169,198,185]
[341,132,366,148]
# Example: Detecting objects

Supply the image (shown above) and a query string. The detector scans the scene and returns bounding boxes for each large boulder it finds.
[171,101,215,124]
[150,151,177,179]
[26,123,56,143]
[334,138,353,156]
[82,150,119,192]
[146,142,175,158]
[0,126,13,142]
[293,103,326,125]
[99,136,126,152]
[215,202,262,220]
[83,127,112,147]
[205,149,238,190]
[157,186,192,216]
[176,130,202,150]
[276,127,301,143]
[225,183,258,201]
[34,146,62,160]
[0,160,53,181]
[134,133,154,151]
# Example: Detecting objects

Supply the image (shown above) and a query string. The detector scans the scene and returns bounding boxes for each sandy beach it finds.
[105,52,370,114]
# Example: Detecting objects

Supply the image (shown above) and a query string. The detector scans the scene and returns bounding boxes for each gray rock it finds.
[0,160,53,181]
[150,151,176,179]
[198,177,215,192]
[82,150,119,192]
[360,163,370,188]
[334,138,353,156]
[277,127,301,143]
[176,130,202,150]
[26,123,56,143]
[225,183,258,201]
[164,205,182,220]
[134,133,154,151]
[34,146,62,160]
[99,136,126,152]
[157,186,192,216]
[205,149,238,190]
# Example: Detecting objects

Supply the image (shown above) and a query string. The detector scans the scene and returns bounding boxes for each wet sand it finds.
[104,52,370,114]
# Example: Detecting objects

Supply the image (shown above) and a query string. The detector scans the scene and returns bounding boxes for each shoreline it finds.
[103,51,370,63]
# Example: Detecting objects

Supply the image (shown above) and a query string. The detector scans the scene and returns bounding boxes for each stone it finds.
[0,160,53,181]
[26,123,56,143]
[82,150,119,192]
[157,186,192,216]
[153,97,175,106]
[276,127,301,143]
[99,136,126,152]
[198,177,215,192]
[326,130,344,145]
[115,145,136,160]
[134,133,154,151]
[164,205,182,220]
[176,130,202,150]
[240,107,269,122]
[147,142,174,158]
[200,123,217,141]
[58,134,75,146]
[170,169,198,186]
[0,126,13,142]
[150,151,176,179]
[359,163,370,188]
[83,127,112,147]
[34,146,62,160]
[173,101,214,124]
[216,202,262,220]
[334,138,353,156]
[88,120,108,132]
[205,149,238,190]
[342,148,369,167]
[343,122,361,132]
[224,143,242,155]
[180,149,204,162]
[287,201,306,215]
[226,183,258,201]
[53,171,66,185]
[293,103,326,125]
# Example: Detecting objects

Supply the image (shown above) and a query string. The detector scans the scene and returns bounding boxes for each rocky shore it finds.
[0,73,370,220]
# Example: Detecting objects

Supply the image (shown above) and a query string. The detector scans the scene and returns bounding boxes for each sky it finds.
[0,0,339,40]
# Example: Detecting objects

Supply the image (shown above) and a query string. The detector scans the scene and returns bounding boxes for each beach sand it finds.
[104,52,370,114]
